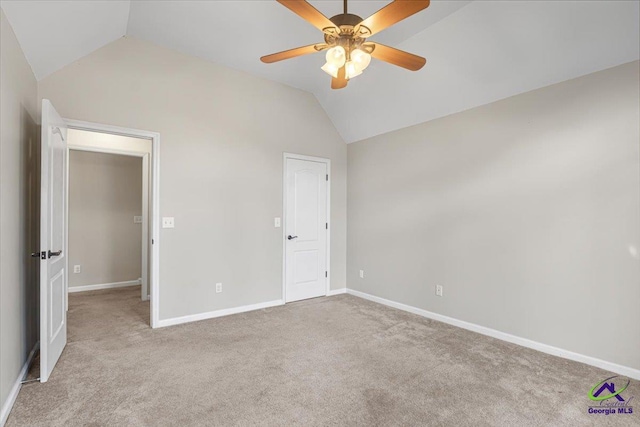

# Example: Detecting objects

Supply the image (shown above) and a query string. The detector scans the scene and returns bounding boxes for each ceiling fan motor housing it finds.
[329,13,362,28]
[324,13,372,56]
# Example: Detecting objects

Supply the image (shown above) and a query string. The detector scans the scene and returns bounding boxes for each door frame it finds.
[66,145,150,302]
[64,119,161,328]
[282,153,331,303]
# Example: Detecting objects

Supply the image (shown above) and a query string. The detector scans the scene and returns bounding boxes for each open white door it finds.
[284,157,328,302]
[40,99,68,383]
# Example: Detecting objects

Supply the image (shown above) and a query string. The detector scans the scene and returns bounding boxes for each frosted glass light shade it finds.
[321,62,339,78]
[351,49,371,72]
[345,61,362,79]
[325,46,346,68]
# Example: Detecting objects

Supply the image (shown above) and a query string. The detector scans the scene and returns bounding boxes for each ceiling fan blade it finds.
[260,44,327,63]
[370,43,426,71]
[277,0,338,33]
[356,0,430,37]
[331,66,348,90]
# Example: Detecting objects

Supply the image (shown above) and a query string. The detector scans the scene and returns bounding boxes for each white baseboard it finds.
[157,299,285,328]
[159,290,346,328]
[68,279,141,293]
[346,289,640,381]
[1,341,39,427]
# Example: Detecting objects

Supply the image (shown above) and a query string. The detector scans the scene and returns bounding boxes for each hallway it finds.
[67,286,149,343]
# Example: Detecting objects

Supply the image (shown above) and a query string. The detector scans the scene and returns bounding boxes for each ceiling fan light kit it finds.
[261,0,430,89]
[322,46,346,78]
[321,45,370,79]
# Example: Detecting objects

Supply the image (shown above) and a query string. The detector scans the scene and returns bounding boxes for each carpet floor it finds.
[6,286,639,426]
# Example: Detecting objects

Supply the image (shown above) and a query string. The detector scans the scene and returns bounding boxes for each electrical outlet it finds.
[162,217,175,228]
[73,265,81,274]
[216,283,222,293]
[436,285,443,297]
[134,216,143,224]
[359,270,365,279]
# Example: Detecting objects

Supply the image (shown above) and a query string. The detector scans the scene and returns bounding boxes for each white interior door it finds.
[40,99,68,383]
[285,157,328,302]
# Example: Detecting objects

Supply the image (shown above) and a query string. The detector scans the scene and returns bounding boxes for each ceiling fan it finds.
[261,0,430,89]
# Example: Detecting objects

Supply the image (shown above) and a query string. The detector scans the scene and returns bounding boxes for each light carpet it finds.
[7,286,639,426]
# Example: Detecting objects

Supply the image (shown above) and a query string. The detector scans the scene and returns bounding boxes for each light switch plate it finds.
[134,216,143,224]
[216,283,222,293]
[359,270,365,279]
[274,217,281,228]
[162,217,175,228]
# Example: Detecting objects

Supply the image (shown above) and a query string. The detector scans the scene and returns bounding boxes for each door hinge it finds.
[326,223,328,230]
[325,271,328,278]
[326,174,328,181]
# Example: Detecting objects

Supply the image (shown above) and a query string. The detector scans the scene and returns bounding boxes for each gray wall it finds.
[347,61,640,371]
[0,8,39,416]
[38,36,348,320]
[68,151,143,287]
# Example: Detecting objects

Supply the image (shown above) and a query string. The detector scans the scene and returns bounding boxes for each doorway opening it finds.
[66,130,150,337]
[65,121,161,331]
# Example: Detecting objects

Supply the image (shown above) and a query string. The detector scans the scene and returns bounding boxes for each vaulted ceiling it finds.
[2,1,639,142]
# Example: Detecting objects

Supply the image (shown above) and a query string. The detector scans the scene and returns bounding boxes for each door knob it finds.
[48,250,62,258]
[287,235,298,240]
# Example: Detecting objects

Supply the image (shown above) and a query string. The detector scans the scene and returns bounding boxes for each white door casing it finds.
[40,99,68,382]
[284,155,329,303]
[64,119,161,328]
[141,153,149,301]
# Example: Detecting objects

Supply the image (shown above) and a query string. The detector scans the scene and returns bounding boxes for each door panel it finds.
[51,140,65,251]
[40,99,68,383]
[294,250,319,284]
[50,269,65,338]
[294,171,319,241]
[285,158,328,303]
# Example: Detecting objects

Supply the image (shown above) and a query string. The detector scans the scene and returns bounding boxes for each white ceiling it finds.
[2,1,639,142]
[1,0,130,80]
